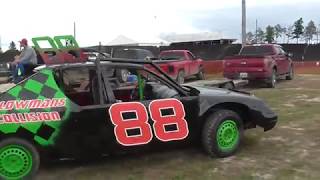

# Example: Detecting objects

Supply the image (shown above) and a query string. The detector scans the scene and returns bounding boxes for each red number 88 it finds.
[109,99,189,146]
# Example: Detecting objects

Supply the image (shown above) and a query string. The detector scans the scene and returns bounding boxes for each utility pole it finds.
[73,22,76,40]
[242,0,246,47]
[255,19,258,43]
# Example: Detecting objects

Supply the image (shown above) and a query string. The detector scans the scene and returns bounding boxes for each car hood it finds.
[188,86,274,118]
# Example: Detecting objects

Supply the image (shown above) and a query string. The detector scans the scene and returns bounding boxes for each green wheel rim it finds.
[217,120,239,151]
[0,145,33,179]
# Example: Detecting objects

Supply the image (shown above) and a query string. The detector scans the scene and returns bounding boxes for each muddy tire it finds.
[286,66,294,80]
[0,138,40,180]
[196,67,205,80]
[176,70,185,84]
[202,109,244,158]
[267,69,277,88]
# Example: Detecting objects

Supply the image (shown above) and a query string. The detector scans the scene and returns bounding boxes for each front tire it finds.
[286,66,294,80]
[202,109,244,158]
[196,67,205,80]
[176,70,185,84]
[0,138,40,180]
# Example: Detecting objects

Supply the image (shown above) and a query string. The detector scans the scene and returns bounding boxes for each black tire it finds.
[176,70,185,84]
[0,138,40,180]
[202,109,244,158]
[267,69,276,88]
[286,65,294,80]
[116,69,129,82]
[196,67,205,80]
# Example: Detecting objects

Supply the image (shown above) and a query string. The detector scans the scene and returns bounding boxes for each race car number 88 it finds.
[109,99,189,146]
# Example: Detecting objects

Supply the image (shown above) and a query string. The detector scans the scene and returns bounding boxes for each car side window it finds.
[274,47,281,55]
[187,52,195,60]
[59,67,103,106]
[103,67,180,103]
[279,48,286,55]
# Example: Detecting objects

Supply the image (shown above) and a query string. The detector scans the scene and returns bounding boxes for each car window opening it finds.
[104,68,180,102]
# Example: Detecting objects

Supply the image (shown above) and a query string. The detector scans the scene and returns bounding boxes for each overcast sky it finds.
[0,0,320,49]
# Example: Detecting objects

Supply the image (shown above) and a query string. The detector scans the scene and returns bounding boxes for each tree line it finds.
[246,18,320,44]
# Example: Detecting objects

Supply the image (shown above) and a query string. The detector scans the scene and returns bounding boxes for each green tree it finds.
[256,28,265,43]
[274,24,282,42]
[274,24,286,43]
[304,20,317,44]
[285,26,294,43]
[265,25,275,43]
[292,18,304,43]
[246,32,254,44]
[9,41,16,50]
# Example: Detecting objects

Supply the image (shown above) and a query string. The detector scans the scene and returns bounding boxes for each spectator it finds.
[10,38,37,83]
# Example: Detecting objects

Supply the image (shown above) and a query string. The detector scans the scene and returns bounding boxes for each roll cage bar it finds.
[91,56,190,104]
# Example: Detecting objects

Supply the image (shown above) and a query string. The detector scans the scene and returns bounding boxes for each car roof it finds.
[35,60,145,71]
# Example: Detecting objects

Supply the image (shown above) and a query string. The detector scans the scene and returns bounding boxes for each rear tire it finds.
[267,69,276,88]
[176,70,185,84]
[202,109,244,158]
[286,66,294,80]
[196,67,205,80]
[0,138,40,180]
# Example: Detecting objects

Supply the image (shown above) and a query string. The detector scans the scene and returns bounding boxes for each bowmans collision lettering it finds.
[0,98,66,110]
[1,112,61,123]
[0,98,66,124]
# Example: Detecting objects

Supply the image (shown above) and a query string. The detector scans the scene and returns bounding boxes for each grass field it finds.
[37,74,320,180]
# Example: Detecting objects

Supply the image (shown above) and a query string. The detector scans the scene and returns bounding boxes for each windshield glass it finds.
[239,46,274,56]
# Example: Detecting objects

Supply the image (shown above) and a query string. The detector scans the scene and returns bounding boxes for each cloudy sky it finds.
[0,0,320,49]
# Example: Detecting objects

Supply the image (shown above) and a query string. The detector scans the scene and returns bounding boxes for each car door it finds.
[279,47,291,73]
[105,67,200,150]
[52,65,117,157]
[187,52,199,75]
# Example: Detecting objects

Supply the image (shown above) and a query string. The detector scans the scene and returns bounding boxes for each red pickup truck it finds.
[157,50,204,84]
[223,44,294,88]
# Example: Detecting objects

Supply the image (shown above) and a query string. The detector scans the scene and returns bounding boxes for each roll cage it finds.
[44,57,196,106]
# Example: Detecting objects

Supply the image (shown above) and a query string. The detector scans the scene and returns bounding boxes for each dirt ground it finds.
[36,74,320,180]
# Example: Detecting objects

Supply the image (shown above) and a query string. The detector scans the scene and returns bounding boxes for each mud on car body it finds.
[0,58,277,179]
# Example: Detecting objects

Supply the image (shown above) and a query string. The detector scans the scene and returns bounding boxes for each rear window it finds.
[239,46,274,56]
[159,52,185,60]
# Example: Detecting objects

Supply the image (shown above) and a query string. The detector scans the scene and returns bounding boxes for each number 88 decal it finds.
[109,99,189,146]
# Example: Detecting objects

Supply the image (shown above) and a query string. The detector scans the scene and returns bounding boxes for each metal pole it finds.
[255,19,258,43]
[73,22,76,39]
[242,0,246,47]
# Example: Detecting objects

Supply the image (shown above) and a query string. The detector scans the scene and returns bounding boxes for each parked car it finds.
[158,50,204,84]
[82,49,111,60]
[112,48,155,60]
[223,44,294,88]
[0,58,277,179]
[112,48,156,82]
